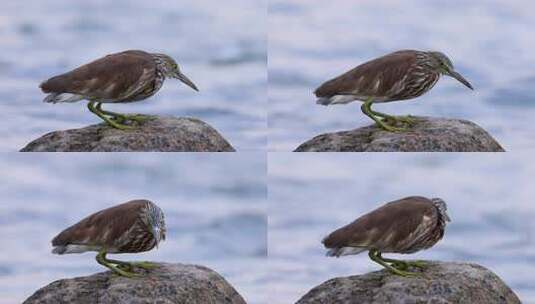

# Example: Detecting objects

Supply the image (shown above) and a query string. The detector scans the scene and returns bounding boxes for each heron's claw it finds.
[110,267,139,278]
[382,115,416,127]
[376,121,408,132]
[388,267,419,277]
[128,261,159,270]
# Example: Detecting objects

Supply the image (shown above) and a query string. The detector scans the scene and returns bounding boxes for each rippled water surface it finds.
[0,154,267,304]
[268,153,535,303]
[269,0,535,151]
[0,0,266,151]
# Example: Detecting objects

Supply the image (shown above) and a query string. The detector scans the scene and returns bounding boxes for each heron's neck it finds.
[151,54,173,78]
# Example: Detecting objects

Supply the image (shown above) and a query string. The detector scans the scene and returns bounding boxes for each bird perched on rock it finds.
[322,196,450,276]
[315,50,473,132]
[40,50,198,130]
[52,199,166,278]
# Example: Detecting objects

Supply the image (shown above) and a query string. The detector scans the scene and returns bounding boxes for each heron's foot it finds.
[98,259,138,277]
[108,265,139,278]
[369,249,419,277]
[387,266,419,277]
[103,118,133,130]
[383,115,416,127]
[116,261,158,272]
[116,263,133,272]
[94,112,133,130]
[95,103,153,125]
[361,101,408,132]
[128,261,159,270]
[111,114,154,124]
[88,102,133,130]
[375,119,408,132]
[403,260,428,269]
[390,261,408,270]
[384,258,427,271]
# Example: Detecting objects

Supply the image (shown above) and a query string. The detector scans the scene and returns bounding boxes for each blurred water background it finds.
[269,0,535,151]
[268,153,535,303]
[0,0,266,151]
[0,153,267,304]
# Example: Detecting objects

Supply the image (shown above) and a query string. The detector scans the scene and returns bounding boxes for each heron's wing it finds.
[52,200,147,247]
[40,50,156,100]
[314,50,417,98]
[322,196,436,251]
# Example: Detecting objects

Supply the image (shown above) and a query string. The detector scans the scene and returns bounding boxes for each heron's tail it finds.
[326,247,367,257]
[52,246,67,255]
[316,95,355,106]
[316,97,332,105]
[43,93,84,104]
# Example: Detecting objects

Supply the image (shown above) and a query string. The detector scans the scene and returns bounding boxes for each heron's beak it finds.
[175,72,199,92]
[444,213,451,222]
[448,70,473,90]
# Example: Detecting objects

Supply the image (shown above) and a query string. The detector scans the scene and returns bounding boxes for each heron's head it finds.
[145,201,166,248]
[427,51,473,90]
[152,53,199,92]
[431,197,451,223]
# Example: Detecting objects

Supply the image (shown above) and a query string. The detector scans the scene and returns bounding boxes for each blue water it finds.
[267,153,535,303]
[0,154,267,304]
[0,0,267,151]
[268,0,535,151]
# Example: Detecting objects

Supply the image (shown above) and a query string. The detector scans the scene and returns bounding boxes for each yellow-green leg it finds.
[105,257,159,271]
[361,99,406,132]
[87,101,131,130]
[368,249,417,277]
[95,103,153,124]
[95,250,138,278]
[368,108,416,126]
[379,255,427,271]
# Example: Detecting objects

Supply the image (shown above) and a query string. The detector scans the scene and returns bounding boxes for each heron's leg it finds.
[375,251,427,269]
[368,249,416,277]
[384,115,416,126]
[361,99,406,132]
[396,259,428,269]
[95,104,152,123]
[373,252,409,270]
[366,106,416,126]
[108,260,158,271]
[96,250,138,278]
[105,258,159,271]
[118,114,155,124]
[374,112,416,126]
[87,101,131,130]
[95,103,126,122]
[123,261,159,270]
[365,105,416,126]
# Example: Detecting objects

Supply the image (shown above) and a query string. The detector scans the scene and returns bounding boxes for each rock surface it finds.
[296,261,520,304]
[295,116,504,152]
[23,263,246,304]
[20,116,235,152]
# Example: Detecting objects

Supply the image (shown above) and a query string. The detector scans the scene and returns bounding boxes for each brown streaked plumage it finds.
[40,50,198,130]
[41,51,158,103]
[52,199,166,277]
[315,51,421,101]
[315,50,473,132]
[323,196,450,276]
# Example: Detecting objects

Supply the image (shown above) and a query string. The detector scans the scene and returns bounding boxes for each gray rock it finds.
[295,116,504,152]
[23,263,246,304]
[20,116,235,152]
[296,261,520,304]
